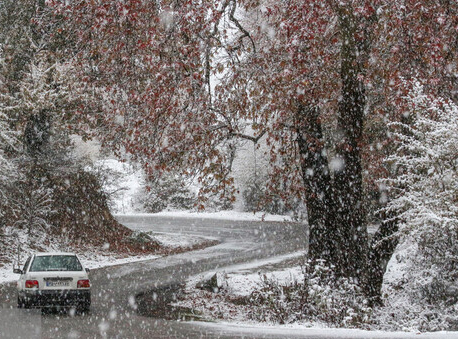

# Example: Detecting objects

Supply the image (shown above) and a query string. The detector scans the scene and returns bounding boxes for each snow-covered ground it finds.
[2,154,453,336]
[181,251,305,297]
[2,209,457,337]
[117,210,292,222]
[174,251,458,338]
[197,322,458,339]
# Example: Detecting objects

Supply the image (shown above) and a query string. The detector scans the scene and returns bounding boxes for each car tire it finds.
[17,296,23,309]
[17,296,30,309]
[78,299,91,314]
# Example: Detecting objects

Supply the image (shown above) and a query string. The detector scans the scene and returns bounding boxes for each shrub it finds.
[377,81,458,331]
[248,261,372,327]
[139,175,196,213]
[242,176,302,215]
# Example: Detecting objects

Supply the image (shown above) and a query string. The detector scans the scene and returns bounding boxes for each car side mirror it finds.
[13,268,23,274]
[85,268,90,273]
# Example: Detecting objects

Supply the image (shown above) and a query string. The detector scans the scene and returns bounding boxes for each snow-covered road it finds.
[1,214,307,338]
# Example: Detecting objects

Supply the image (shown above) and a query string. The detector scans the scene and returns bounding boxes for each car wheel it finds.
[17,296,23,309]
[17,296,30,309]
[78,300,91,314]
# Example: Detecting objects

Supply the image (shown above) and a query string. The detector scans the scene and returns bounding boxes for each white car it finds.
[14,252,91,311]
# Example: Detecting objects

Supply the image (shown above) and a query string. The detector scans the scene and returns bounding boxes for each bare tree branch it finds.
[228,0,256,53]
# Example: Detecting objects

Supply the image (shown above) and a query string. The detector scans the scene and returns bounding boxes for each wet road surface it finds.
[1,216,311,338]
[0,217,429,339]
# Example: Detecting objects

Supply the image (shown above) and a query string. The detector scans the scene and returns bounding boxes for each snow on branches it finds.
[379,80,458,331]
[0,68,18,221]
[0,108,17,203]
[384,81,458,242]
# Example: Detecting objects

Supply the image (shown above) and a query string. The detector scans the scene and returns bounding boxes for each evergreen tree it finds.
[381,81,458,329]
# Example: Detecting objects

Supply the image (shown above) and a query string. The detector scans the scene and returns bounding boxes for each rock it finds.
[196,272,225,293]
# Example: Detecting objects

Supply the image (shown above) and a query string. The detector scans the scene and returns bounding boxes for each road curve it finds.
[1,215,308,339]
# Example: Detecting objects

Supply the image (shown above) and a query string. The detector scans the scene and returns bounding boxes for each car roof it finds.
[33,252,78,257]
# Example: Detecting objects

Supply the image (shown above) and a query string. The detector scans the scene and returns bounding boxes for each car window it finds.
[22,256,31,272]
[29,255,83,272]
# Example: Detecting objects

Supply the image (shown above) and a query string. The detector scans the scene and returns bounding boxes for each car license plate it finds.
[46,281,70,287]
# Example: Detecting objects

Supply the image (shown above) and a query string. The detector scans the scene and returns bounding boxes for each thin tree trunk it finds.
[367,211,399,305]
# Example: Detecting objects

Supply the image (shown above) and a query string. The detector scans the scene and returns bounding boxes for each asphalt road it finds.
[0,215,311,339]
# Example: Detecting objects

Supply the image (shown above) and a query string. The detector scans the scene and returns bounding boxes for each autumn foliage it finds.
[41,0,458,297]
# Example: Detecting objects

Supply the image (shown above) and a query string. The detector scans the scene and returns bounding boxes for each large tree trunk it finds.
[297,8,370,289]
[293,5,399,303]
[295,105,337,266]
[332,10,369,282]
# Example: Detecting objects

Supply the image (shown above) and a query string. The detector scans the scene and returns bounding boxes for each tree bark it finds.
[295,105,337,266]
[297,8,371,289]
[367,211,399,304]
[332,9,369,282]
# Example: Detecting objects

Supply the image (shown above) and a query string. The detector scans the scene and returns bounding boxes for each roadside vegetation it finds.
[174,81,458,332]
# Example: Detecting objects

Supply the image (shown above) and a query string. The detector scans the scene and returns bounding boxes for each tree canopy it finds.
[7,0,456,298]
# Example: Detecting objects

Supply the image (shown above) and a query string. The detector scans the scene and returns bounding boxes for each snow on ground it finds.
[0,267,20,285]
[118,210,293,222]
[175,251,458,337]
[196,322,458,339]
[2,208,457,337]
[224,266,303,297]
[183,251,305,297]
[173,252,306,323]
[142,231,218,249]
[78,253,160,271]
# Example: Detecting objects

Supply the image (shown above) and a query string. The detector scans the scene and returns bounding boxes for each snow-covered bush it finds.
[248,273,304,324]
[242,175,304,216]
[138,174,196,213]
[378,81,458,331]
[0,101,18,229]
[248,261,371,327]
[9,162,56,235]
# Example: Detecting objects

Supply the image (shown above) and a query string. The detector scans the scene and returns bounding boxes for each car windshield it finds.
[29,255,83,272]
